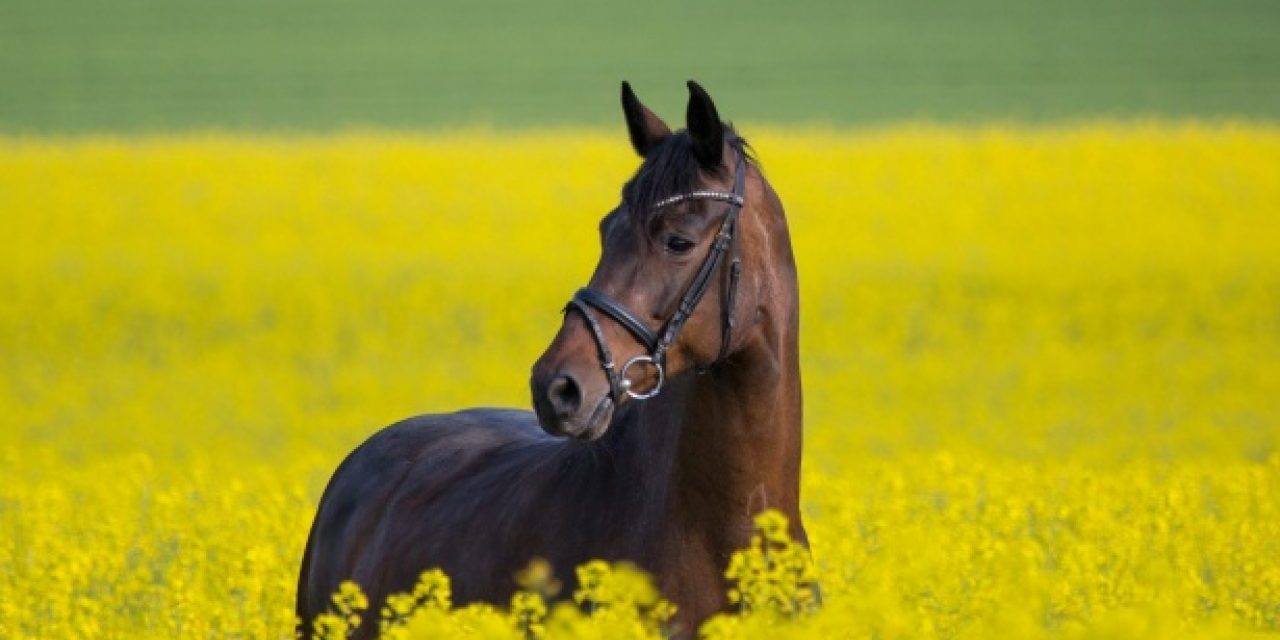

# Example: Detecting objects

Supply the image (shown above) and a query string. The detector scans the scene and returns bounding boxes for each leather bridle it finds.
[565,149,747,402]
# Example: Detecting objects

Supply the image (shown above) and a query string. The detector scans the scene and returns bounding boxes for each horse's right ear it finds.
[621,81,671,158]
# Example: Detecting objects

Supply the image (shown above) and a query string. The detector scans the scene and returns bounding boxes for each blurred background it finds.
[2,0,1278,131]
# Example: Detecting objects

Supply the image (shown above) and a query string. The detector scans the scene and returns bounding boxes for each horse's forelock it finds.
[622,128,748,234]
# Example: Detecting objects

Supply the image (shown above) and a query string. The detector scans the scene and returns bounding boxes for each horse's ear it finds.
[621,81,671,158]
[685,80,724,170]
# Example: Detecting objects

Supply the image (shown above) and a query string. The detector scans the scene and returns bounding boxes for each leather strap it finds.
[717,258,742,362]
[572,287,659,352]
[565,298,624,401]
[712,151,748,363]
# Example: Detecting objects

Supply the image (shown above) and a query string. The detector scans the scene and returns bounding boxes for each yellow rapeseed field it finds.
[1,124,1278,638]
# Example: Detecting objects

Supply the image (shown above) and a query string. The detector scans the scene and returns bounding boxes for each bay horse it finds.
[296,81,808,637]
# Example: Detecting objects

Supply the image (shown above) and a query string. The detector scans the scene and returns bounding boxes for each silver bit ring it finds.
[620,355,664,400]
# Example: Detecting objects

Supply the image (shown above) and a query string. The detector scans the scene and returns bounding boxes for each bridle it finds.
[565,149,747,402]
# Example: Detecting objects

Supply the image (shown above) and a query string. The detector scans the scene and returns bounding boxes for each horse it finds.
[295,80,808,638]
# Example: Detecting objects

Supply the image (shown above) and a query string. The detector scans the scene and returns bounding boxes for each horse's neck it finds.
[675,323,804,545]
[606,307,803,561]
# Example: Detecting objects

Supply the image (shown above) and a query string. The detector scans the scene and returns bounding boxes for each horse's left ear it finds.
[685,80,724,170]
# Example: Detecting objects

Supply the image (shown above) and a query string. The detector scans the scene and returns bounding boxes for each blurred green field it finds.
[2,0,1278,131]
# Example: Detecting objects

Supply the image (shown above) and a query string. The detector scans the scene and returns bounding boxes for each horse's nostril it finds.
[547,374,582,418]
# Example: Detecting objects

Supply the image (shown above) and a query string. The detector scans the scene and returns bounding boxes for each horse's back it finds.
[296,408,546,629]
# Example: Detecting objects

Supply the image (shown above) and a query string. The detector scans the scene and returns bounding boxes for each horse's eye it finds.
[665,235,696,255]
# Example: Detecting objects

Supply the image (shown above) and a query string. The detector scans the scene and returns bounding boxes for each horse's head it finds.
[531,81,793,440]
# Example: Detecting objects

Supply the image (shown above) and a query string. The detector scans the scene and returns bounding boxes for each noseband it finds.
[565,150,747,402]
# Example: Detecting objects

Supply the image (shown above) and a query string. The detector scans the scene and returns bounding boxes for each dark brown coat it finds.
[296,81,807,638]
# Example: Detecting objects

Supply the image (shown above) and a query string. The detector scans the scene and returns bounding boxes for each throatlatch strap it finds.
[711,152,748,364]
[717,258,742,362]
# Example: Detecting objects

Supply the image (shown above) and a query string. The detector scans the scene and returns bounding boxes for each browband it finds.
[653,191,744,211]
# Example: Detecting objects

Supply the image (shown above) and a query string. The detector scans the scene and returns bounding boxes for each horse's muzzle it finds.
[531,366,614,440]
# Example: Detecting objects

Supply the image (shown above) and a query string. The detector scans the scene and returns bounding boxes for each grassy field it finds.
[1,125,1278,637]
[2,0,1279,131]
